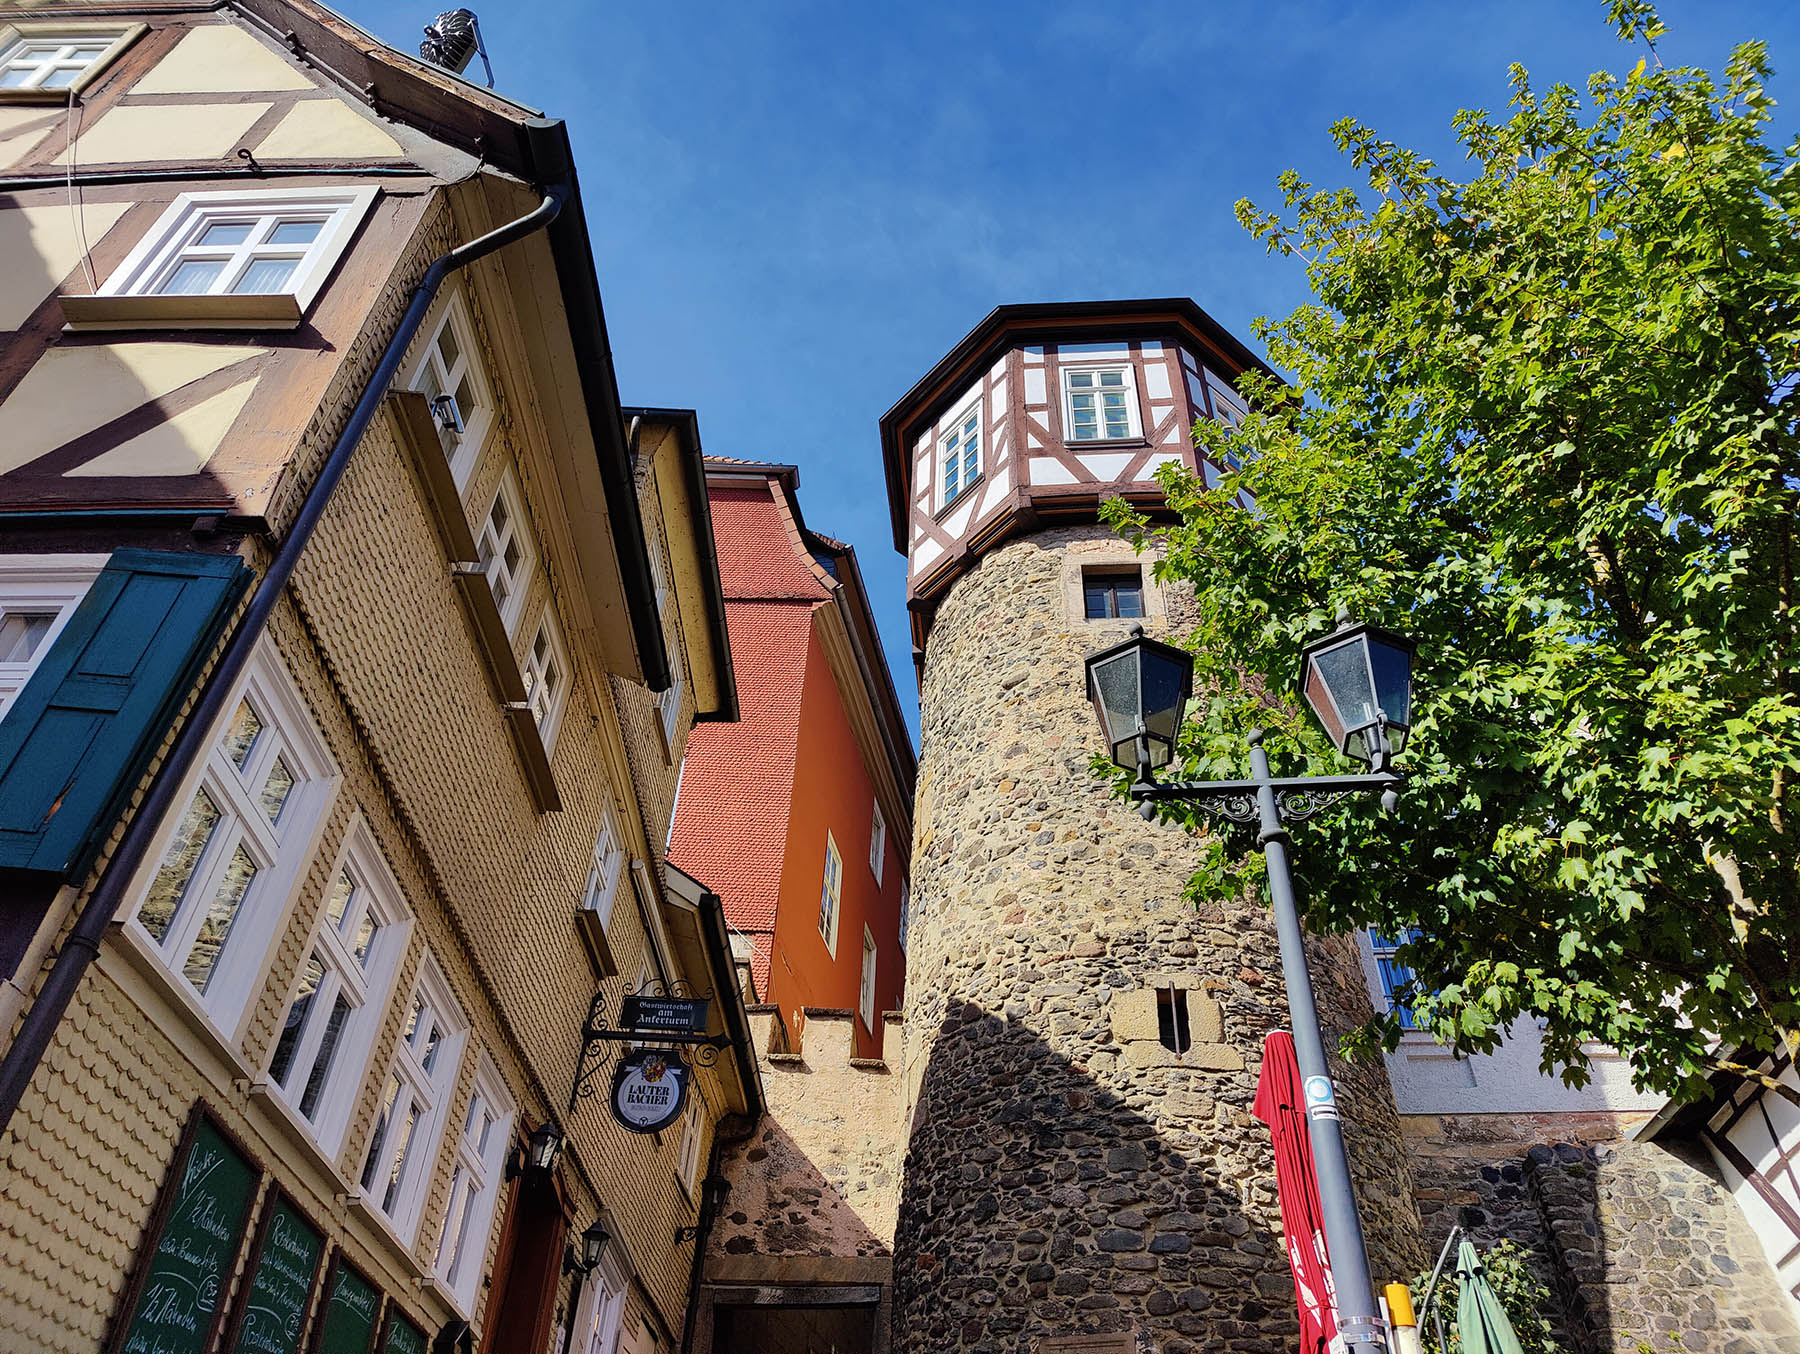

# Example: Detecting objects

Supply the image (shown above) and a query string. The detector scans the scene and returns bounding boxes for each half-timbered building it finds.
[0,3,758,1353]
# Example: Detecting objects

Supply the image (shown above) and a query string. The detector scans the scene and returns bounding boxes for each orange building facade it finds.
[669,459,914,1059]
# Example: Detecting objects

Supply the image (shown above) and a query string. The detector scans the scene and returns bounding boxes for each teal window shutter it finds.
[0,548,251,880]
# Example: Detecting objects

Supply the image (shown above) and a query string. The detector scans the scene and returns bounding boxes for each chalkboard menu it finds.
[380,1311,427,1354]
[310,1256,382,1354]
[108,1108,259,1354]
[227,1192,325,1354]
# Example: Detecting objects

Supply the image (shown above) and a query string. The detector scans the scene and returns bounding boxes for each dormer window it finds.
[0,24,139,97]
[1064,366,1140,442]
[941,403,980,506]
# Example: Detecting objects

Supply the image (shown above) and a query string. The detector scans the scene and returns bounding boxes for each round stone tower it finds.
[878,303,1424,1353]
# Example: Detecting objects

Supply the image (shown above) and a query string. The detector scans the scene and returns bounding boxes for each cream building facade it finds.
[0,4,757,1353]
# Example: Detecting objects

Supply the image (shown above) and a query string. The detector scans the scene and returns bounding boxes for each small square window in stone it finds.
[1157,987,1191,1054]
[1083,569,1144,620]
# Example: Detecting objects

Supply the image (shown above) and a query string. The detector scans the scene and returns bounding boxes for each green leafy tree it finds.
[1103,2,1800,1104]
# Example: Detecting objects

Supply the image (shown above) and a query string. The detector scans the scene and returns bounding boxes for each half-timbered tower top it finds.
[878,298,1276,655]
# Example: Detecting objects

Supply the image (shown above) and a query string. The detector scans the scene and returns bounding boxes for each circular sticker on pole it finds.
[1303,1075,1340,1122]
[610,1050,689,1134]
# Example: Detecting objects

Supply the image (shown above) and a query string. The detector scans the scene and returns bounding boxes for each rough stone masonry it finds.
[891,524,1426,1354]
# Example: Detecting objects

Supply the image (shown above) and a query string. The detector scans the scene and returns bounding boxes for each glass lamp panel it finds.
[1088,649,1141,765]
[1368,634,1413,735]
[1138,649,1190,768]
[1302,663,1347,749]
[1310,637,1378,742]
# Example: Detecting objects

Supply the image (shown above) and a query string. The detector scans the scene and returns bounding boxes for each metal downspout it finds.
[0,183,567,1139]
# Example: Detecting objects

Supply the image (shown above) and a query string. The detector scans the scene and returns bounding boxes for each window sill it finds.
[347,1192,426,1276]
[101,921,258,1085]
[246,1080,351,1187]
[60,292,304,332]
[934,476,984,521]
[1068,436,1149,450]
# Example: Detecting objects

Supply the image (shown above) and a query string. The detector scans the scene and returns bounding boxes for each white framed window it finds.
[522,607,570,750]
[0,25,136,93]
[818,831,842,958]
[406,291,492,489]
[1369,927,1425,1030]
[127,646,336,1033]
[265,819,410,1158]
[939,401,980,506]
[477,470,534,635]
[98,186,378,314]
[580,800,628,934]
[1063,365,1141,442]
[0,554,103,716]
[570,1250,628,1354]
[360,958,467,1243]
[433,1057,514,1312]
[898,881,910,956]
[859,926,877,1031]
[868,801,886,885]
[676,1099,702,1196]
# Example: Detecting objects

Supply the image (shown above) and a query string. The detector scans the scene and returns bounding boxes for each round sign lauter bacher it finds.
[610,1050,689,1134]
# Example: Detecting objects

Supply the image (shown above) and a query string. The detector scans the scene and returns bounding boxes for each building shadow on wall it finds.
[714,1113,892,1261]
[893,1001,1297,1354]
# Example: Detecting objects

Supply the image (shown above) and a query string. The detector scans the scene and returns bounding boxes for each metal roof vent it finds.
[420,8,494,87]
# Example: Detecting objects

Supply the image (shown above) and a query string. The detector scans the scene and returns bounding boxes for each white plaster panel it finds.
[255,98,404,160]
[1028,412,1051,438]
[1162,423,1182,445]
[1150,404,1173,428]
[976,468,1010,517]
[942,495,976,539]
[1077,452,1135,482]
[990,382,1006,424]
[988,357,1006,384]
[911,536,943,576]
[1185,371,1209,411]
[1023,368,1046,406]
[0,202,132,329]
[1026,431,1043,450]
[65,378,257,476]
[938,381,981,434]
[0,107,55,169]
[134,24,313,93]
[1180,347,1199,372]
[1057,342,1129,358]
[1145,453,1183,475]
[1022,346,1043,364]
[0,343,262,475]
[1140,340,1162,355]
[1031,457,1077,486]
[56,102,272,165]
[1145,363,1172,401]
[915,446,933,496]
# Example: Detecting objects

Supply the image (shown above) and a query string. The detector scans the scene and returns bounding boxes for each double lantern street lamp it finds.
[1086,610,1416,1354]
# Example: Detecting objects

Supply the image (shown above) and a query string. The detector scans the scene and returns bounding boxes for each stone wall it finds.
[1405,1114,1800,1353]
[896,525,1424,1354]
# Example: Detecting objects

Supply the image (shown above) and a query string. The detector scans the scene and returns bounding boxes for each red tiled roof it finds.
[708,484,832,601]
[668,598,815,940]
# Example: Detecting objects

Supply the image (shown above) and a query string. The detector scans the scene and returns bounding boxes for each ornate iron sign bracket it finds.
[568,980,726,1112]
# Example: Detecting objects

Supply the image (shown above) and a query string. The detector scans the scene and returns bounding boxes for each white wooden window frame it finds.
[0,23,141,97]
[405,290,493,491]
[580,799,629,934]
[570,1248,629,1354]
[98,186,378,314]
[938,398,981,507]
[477,469,535,636]
[868,801,886,885]
[124,644,337,1037]
[1062,364,1142,443]
[0,553,104,716]
[523,605,571,752]
[359,956,468,1244]
[818,831,842,959]
[859,925,877,1031]
[650,542,683,744]
[676,1098,702,1196]
[433,1055,515,1312]
[265,815,411,1159]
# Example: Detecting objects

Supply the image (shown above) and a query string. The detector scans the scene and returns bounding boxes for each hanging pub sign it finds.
[621,994,709,1036]
[610,1049,690,1134]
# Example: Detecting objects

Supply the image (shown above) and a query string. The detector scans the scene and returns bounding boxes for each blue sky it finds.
[345,0,1798,740]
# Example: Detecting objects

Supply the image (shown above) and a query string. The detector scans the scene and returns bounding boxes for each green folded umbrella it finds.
[1454,1240,1527,1354]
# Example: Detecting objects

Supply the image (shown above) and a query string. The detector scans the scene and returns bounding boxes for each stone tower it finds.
[878,301,1425,1353]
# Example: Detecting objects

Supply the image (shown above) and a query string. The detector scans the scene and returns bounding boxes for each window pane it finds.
[1099,370,1124,387]
[299,993,352,1119]
[324,870,354,928]
[362,1075,400,1190]
[233,257,298,295]
[453,375,476,422]
[488,493,509,535]
[1116,587,1144,619]
[438,1166,472,1276]
[0,70,37,91]
[350,911,376,966]
[267,219,323,245]
[40,65,83,89]
[140,789,222,942]
[183,845,258,992]
[158,259,226,296]
[381,1101,422,1211]
[258,756,294,824]
[0,611,55,662]
[197,221,253,247]
[269,954,326,1087]
[420,1020,443,1073]
[435,324,461,376]
[223,700,263,769]
[1068,371,1093,387]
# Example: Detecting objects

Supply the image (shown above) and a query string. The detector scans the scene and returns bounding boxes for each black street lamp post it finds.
[1085,611,1416,1353]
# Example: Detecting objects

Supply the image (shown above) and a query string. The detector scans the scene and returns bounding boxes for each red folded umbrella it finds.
[1253,1030,1340,1354]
